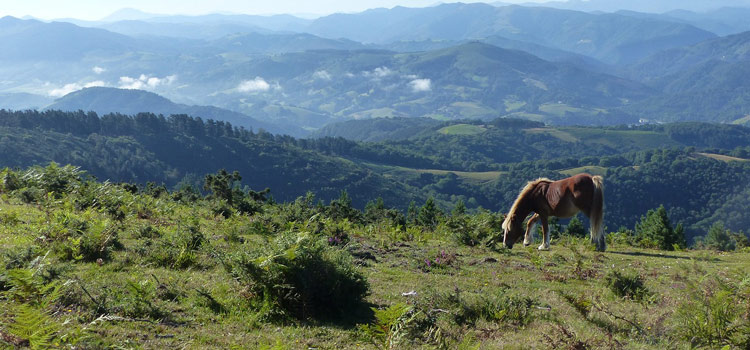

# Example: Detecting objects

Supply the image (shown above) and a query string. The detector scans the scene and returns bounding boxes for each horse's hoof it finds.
[523,241,531,247]
[537,245,550,251]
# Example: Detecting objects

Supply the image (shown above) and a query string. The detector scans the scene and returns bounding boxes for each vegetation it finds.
[1,110,749,243]
[1,164,749,349]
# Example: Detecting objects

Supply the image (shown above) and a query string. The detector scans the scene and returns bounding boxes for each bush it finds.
[225,231,369,321]
[604,270,650,301]
[447,209,503,248]
[674,280,750,348]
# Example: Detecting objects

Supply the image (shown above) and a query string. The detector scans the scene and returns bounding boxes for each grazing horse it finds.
[501,173,605,251]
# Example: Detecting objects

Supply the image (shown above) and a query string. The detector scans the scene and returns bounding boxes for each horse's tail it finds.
[590,175,605,251]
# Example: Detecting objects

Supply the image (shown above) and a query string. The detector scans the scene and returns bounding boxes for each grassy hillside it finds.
[2,110,750,239]
[2,165,749,349]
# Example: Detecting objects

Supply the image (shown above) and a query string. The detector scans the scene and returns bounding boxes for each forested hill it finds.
[0,109,414,208]
[1,109,749,240]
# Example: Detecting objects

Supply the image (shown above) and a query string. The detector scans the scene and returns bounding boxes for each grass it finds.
[437,124,487,136]
[696,152,750,162]
[367,164,505,183]
[523,128,580,142]
[731,115,750,126]
[538,103,588,117]
[563,128,680,149]
[2,182,750,349]
[559,165,608,176]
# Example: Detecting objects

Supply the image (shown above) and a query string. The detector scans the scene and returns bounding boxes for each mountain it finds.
[627,31,750,83]
[0,92,53,110]
[0,16,138,61]
[379,35,608,71]
[45,87,305,136]
[208,32,363,54]
[100,8,162,22]
[613,8,750,37]
[534,0,750,14]
[306,3,717,64]
[0,109,414,207]
[97,13,312,39]
[97,20,270,40]
[311,117,442,142]
[621,31,750,123]
[200,42,652,126]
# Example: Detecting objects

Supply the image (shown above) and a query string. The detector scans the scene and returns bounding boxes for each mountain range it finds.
[1,2,750,133]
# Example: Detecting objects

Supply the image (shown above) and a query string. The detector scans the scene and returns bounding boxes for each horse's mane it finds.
[501,177,552,231]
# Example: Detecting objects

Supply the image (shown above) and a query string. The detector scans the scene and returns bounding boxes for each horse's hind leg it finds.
[538,216,550,251]
[524,214,540,246]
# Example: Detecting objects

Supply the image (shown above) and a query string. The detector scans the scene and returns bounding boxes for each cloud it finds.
[237,77,272,92]
[313,70,332,81]
[92,66,106,74]
[363,66,392,79]
[409,78,432,92]
[118,74,177,89]
[48,81,107,97]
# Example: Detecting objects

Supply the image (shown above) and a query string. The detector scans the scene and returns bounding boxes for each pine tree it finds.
[635,205,686,250]
[417,197,441,228]
[451,199,466,217]
[565,215,587,238]
[703,221,736,251]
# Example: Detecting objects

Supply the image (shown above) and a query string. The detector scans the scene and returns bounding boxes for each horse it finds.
[501,173,605,251]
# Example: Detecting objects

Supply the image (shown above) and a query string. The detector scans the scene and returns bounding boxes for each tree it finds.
[418,197,442,228]
[407,201,418,225]
[204,169,242,205]
[703,221,736,251]
[635,205,686,250]
[564,215,587,238]
[451,199,466,217]
[327,190,362,223]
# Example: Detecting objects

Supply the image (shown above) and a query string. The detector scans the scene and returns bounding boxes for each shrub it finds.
[417,250,458,272]
[415,288,537,328]
[674,281,750,348]
[225,231,369,321]
[447,209,503,248]
[146,222,204,269]
[604,270,649,301]
[358,303,415,350]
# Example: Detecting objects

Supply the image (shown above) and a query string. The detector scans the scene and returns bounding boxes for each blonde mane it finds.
[501,177,552,232]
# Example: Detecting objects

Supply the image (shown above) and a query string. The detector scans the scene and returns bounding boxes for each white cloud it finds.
[237,77,272,92]
[409,78,432,92]
[363,66,392,79]
[92,66,106,74]
[48,80,107,97]
[313,70,332,81]
[118,74,177,89]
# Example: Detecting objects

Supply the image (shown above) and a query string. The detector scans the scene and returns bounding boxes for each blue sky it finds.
[0,0,553,20]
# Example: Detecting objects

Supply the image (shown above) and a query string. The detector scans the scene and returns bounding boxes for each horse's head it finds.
[502,214,523,249]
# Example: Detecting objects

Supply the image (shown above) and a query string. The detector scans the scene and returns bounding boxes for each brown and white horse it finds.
[501,173,605,251]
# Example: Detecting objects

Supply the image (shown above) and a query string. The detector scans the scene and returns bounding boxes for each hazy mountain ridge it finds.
[45,87,305,136]
[1,2,750,131]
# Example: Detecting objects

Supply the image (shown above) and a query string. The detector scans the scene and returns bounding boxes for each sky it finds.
[0,0,553,20]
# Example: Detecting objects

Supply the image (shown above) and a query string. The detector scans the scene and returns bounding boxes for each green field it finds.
[2,176,749,350]
[697,152,750,162]
[523,127,580,142]
[559,165,608,176]
[438,124,488,135]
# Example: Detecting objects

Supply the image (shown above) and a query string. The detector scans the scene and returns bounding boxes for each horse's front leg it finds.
[524,213,540,247]
[538,216,550,250]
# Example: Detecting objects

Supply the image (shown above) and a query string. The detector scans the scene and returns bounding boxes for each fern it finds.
[6,304,60,350]
[358,303,415,350]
